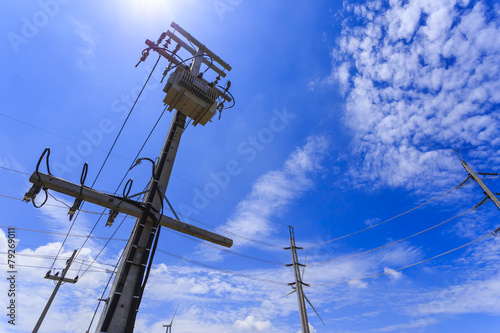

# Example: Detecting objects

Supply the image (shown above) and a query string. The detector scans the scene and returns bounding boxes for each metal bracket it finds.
[23,183,42,202]
[68,198,83,221]
[106,210,119,227]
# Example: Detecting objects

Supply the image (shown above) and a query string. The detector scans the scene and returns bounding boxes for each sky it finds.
[1,0,500,332]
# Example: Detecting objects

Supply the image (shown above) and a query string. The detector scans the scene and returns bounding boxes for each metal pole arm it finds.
[26,172,233,248]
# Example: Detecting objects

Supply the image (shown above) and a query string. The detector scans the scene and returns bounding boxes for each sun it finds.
[123,0,187,18]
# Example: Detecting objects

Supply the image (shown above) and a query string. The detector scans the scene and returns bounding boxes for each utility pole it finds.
[24,22,233,333]
[97,109,186,332]
[285,226,310,333]
[33,249,78,333]
[455,150,500,233]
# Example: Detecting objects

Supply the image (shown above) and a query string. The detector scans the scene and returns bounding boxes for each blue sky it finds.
[1,0,500,332]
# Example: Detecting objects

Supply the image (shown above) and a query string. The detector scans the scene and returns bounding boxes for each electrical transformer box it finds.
[163,67,219,126]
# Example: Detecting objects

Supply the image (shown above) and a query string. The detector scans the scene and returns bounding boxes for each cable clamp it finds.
[68,198,83,221]
[23,183,42,203]
[135,49,150,68]
[106,210,119,227]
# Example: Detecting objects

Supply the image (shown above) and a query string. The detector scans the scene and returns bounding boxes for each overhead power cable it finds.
[78,215,128,279]
[0,115,130,162]
[309,207,474,266]
[315,231,492,286]
[0,166,30,175]
[77,132,166,278]
[1,154,289,230]
[156,248,288,286]
[305,185,462,249]
[0,224,127,242]
[0,193,122,215]
[0,192,287,253]
[64,55,162,268]
[177,212,285,249]
[165,229,285,267]
[0,262,112,274]
[0,251,116,271]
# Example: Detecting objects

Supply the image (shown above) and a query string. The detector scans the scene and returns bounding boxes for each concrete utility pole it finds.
[24,22,233,333]
[98,110,186,332]
[33,249,78,333]
[285,226,310,333]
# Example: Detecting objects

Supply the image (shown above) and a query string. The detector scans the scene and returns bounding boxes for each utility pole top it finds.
[142,22,233,126]
[33,249,78,333]
[460,159,500,211]
[454,153,500,235]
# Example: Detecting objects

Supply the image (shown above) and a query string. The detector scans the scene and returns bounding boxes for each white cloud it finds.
[223,135,329,247]
[383,267,402,281]
[296,323,317,333]
[332,0,500,191]
[233,315,272,332]
[70,18,100,71]
[377,317,439,332]
[414,276,500,316]
[364,217,381,226]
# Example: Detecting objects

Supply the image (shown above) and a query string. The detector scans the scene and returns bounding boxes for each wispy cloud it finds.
[223,135,330,247]
[332,0,500,192]
[70,17,100,71]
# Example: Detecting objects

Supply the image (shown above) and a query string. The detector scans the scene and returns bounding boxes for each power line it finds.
[314,231,493,286]
[0,224,128,242]
[308,207,474,266]
[76,99,172,274]
[171,176,288,227]
[156,248,288,286]
[0,192,287,252]
[0,251,117,270]
[78,215,128,279]
[164,229,285,267]
[0,166,30,175]
[0,262,112,274]
[87,252,123,332]
[0,129,289,229]
[0,114,130,162]
[304,185,462,249]
[0,193,118,215]
[58,55,163,268]
[177,212,286,249]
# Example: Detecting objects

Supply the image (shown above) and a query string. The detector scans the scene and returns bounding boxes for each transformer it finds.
[163,67,219,126]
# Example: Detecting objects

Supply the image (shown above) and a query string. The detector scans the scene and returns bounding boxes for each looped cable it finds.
[32,188,48,208]
[80,162,88,186]
[80,162,88,196]
[123,178,133,198]
[131,157,156,178]
[36,147,52,181]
